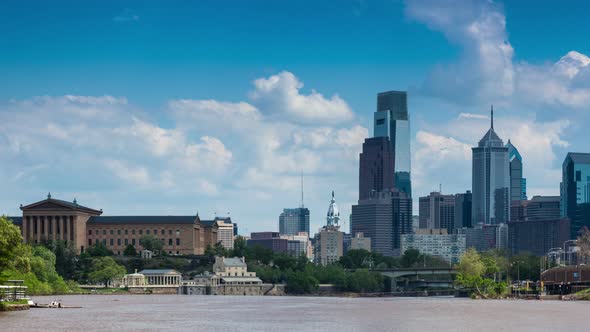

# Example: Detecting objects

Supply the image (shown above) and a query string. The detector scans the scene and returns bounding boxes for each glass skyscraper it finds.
[560,152,590,237]
[374,91,412,197]
[472,107,510,225]
[279,208,310,236]
[506,140,527,202]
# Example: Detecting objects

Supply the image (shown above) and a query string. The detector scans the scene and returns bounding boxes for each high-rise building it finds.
[374,90,412,197]
[506,140,527,202]
[351,190,412,256]
[454,191,472,229]
[561,153,590,237]
[358,137,395,200]
[508,218,570,256]
[401,229,466,264]
[418,191,455,233]
[461,223,508,252]
[350,232,371,252]
[472,106,510,225]
[279,208,310,236]
[314,192,344,265]
[215,218,235,250]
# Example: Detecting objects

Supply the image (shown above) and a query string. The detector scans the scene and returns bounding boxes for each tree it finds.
[339,249,372,269]
[401,249,422,268]
[232,236,247,257]
[139,235,163,253]
[0,216,22,272]
[123,244,137,256]
[45,240,78,280]
[85,242,114,257]
[286,271,318,294]
[205,242,228,259]
[345,269,384,293]
[88,256,126,287]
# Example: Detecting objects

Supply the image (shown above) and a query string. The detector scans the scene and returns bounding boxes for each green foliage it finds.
[345,269,384,293]
[139,235,163,253]
[285,271,319,294]
[204,242,229,259]
[455,248,510,298]
[84,242,114,257]
[88,256,126,287]
[509,252,541,281]
[44,240,78,280]
[123,244,137,256]
[231,236,247,257]
[0,216,23,271]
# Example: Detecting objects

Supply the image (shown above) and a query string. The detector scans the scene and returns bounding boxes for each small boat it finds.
[30,301,82,309]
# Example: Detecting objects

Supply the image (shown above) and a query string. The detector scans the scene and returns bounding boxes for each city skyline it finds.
[2,0,590,234]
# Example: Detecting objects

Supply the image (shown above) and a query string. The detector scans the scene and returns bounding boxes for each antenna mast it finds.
[300,170,304,208]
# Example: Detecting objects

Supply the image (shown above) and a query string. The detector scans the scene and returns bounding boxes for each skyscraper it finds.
[472,106,510,225]
[561,152,590,237]
[358,137,395,200]
[374,90,412,197]
[350,190,412,256]
[418,191,455,233]
[454,190,473,229]
[279,208,310,236]
[506,140,527,202]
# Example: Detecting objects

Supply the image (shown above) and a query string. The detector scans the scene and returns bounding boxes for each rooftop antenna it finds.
[491,104,494,129]
[300,170,304,208]
[439,183,442,193]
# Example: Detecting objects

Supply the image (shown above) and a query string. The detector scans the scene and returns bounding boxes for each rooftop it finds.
[566,152,590,164]
[88,216,197,225]
[139,269,181,275]
[222,257,247,267]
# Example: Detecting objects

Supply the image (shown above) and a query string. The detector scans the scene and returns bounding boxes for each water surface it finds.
[1,295,585,331]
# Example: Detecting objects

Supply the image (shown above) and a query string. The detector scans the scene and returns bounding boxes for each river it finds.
[0,295,586,331]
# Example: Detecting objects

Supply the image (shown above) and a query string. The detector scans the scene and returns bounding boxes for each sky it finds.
[2,0,590,235]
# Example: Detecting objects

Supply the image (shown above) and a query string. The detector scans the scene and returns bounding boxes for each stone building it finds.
[140,269,183,286]
[13,194,218,255]
[350,232,371,252]
[181,257,262,296]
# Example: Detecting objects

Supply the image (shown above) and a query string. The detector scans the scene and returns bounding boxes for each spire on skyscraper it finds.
[491,104,494,129]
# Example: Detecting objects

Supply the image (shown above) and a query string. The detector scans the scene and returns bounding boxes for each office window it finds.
[176,238,180,246]
[168,239,173,246]
[125,229,128,235]
[110,239,114,246]
[117,239,122,245]
[117,230,121,235]
[125,239,128,245]
[103,230,106,235]
[110,229,114,235]
[88,230,92,235]
[577,170,582,181]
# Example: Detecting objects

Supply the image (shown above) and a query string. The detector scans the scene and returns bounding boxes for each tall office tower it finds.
[472,106,510,225]
[279,208,310,236]
[374,90,412,197]
[454,190,473,229]
[561,153,590,237]
[358,137,395,200]
[350,190,412,256]
[506,140,527,202]
[418,192,455,233]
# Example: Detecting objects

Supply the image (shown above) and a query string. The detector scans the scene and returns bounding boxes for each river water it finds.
[0,295,586,331]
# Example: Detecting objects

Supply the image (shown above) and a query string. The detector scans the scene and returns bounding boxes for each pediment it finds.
[23,201,76,211]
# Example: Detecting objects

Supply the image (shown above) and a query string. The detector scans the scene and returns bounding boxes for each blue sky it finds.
[1,0,590,234]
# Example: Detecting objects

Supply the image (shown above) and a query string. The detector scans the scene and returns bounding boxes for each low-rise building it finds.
[401,229,465,264]
[247,232,288,253]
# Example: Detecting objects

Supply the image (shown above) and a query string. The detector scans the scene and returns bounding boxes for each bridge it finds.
[370,268,457,293]
[372,267,457,279]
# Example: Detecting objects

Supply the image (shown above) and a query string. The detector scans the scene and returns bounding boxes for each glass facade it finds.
[374,91,412,197]
[278,208,310,236]
[561,153,590,237]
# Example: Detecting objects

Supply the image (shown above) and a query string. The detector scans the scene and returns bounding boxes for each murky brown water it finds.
[0,295,586,331]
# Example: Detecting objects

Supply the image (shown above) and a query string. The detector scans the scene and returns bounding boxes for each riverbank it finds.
[0,300,30,311]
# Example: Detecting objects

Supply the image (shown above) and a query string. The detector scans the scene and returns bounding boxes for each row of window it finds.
[89,229,181,236]
[89,238,181,247]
